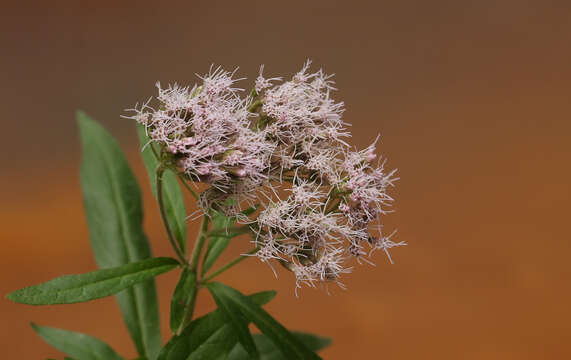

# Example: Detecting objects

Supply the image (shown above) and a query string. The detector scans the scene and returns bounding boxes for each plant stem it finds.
[156,166,187,265]
[201,247,260,283]
[205,225,252,238]
[179,215,210,329]
[176,172,199,200]
[188,215,209,271]
[179,281,199,332]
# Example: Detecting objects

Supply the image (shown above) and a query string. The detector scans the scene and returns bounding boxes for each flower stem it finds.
[201,247,260,283]
[179,215,210,329]
[175,172,199,200]
[179,280,199,332]
[188,215,209,271]
[156,166,187,265]
[205,225,252,238]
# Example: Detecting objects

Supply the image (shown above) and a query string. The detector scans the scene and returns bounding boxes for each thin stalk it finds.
[179,281,199,331]
[175,172,199,200]
[188,215,210,271]
[201,247,260,283]
[205,225,251,238]
[179,215,210,329]
[156,166,187,265]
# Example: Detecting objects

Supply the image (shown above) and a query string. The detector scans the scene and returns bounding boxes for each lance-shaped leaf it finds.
[6,257,178,305]
[77,111,162,359]
[205,283,321,360]
[161,309,238,360]
[158,291,276,360]
[227,332,331,360]
[137,124,187,253]
[31,323,124,360]
[169,268,197,334]
[206,283,259,359]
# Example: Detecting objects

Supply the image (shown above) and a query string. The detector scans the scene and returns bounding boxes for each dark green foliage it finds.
[169,268,197,334]
[6,257,178,305]
[78,112,163,359]
[31,323,124,360]
[7,112,333,360]
[206,283,322,360]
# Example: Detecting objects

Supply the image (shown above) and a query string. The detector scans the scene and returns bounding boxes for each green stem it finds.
[179,215,210,329]
[179,281,199,332]
[175,172,199,200]
[156,166,187,265]
[205,225,251,238]
[201,247,260,283]
[188,215,210,271]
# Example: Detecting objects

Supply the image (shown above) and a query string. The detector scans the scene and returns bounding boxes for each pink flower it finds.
[125,61,402,291]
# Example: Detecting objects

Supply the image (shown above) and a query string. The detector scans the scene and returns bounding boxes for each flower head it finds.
[126,61,402,291]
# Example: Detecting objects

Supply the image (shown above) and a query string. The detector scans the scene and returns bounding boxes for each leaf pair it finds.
[7,256,179,359]
[206,283,324,360]
[6,113,178,359]
[6,112,333,360]
[159,290,329,360]
[159,291,276,360]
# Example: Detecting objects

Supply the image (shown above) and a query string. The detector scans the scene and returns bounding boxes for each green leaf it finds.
[201,210,235,276]
[31,323,124,360]
[205,283,320,360]
[137,124,187,253]
[6,257,178,305]
[158,291,276,360]
[77,110,165,360]
[169,268,197,334]
[227,332,331,360]
[247,290,277,305]
[160,310,238,360]
[206,284,259,359]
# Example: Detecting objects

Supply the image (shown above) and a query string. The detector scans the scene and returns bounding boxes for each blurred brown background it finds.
[2,1,570,358]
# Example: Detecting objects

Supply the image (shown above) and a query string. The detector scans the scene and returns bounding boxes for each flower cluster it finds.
[129,67,273,188]
[127,61,403,291]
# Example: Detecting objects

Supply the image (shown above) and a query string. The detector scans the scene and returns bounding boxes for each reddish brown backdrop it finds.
[2,1,570,359]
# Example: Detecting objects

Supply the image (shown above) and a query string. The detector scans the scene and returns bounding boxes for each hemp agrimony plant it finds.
[6,62,403,359]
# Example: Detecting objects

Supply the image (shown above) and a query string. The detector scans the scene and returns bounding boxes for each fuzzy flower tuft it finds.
[126,61,402,291]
